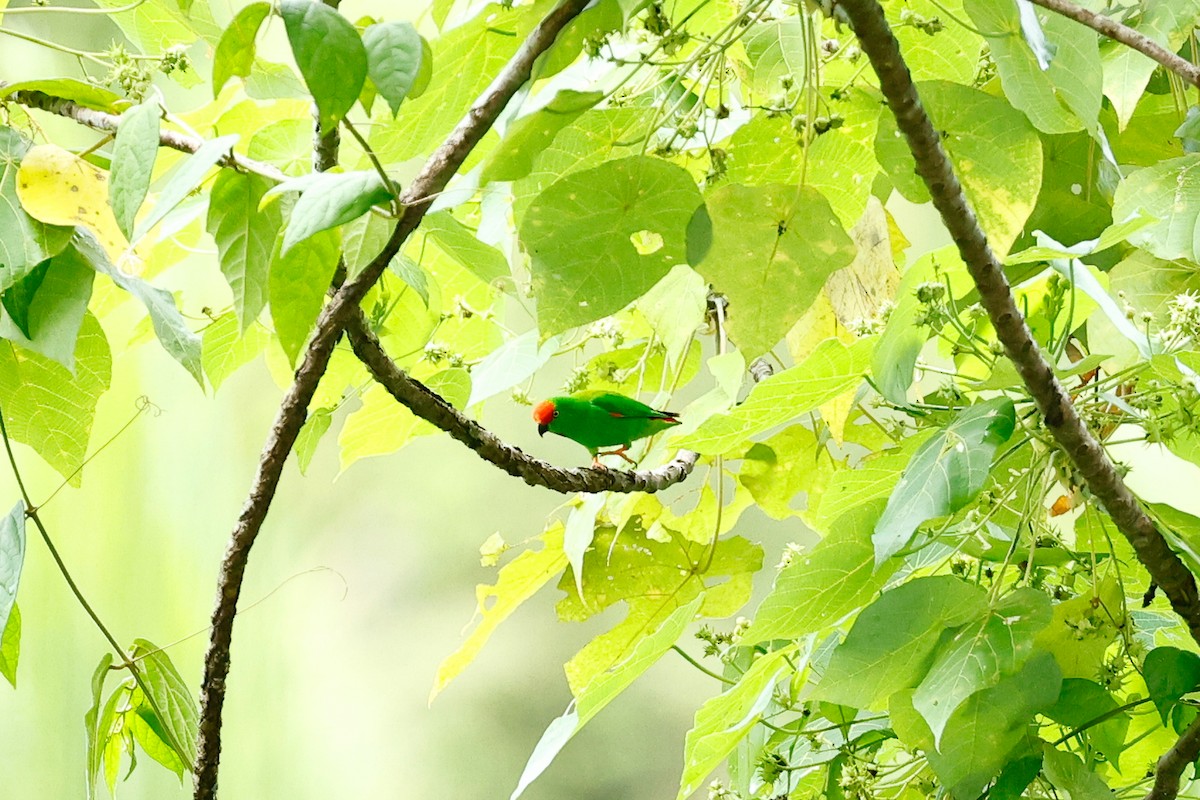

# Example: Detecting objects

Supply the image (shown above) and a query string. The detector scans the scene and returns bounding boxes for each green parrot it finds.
[533,390,681,467]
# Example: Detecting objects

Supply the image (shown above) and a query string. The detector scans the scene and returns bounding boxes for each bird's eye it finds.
[552,410,559,418]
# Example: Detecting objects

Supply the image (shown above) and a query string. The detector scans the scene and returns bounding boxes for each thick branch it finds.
[1025,0,1200,88]
[346,309,699,493]
[838,0,1200,653]
[191,2,591,798]
[1147,715,1200,800]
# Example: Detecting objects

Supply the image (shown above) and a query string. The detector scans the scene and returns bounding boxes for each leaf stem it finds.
[671,645,736,685]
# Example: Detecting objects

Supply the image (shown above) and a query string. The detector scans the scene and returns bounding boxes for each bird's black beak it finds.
[538,423,548,437]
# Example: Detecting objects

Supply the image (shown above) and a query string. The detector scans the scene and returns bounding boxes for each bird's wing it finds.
[579,390,679,420]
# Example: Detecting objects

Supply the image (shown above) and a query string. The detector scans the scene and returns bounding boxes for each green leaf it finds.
[0,79,125,112]
[696,184,855,357]
[130,638,198,768]
[91,0,222,57]
[674,337,872,456]
[212,2,271,98]
[522,156,701,335]
[343,212,398,282]
[422,211,509,285]
[371,8,524,164]
[84,652,115,800]
[295,406,333,475]
[276,171,394,255]
[0,602,19,688]
[201,313,270,392]
[0,247,93,370]
[557,523,762,695]
[741,502,896,644]
[1,260,46,339]
[873,250,946,405]
[889,0,983,83]
[912,588,1052,745]
[132,134,238,243]
[482,89,604,183]
[130,701,185,777]
[109,102,161,241]
[467,330,558,407]
[432,527,568,701]
[206,170,282,329]
[1034,576,1124,680]
[965,0,1101,135]
[817,576,988,709]
[1113,156,1200,263]
[1144,646,1200,724]
[0,313,111,484]
[873,398,1016,564]
[280,0,367,132]
[0,500,25,684]
[361,21,425,116]
[0,127,73,292]
[737,425,821,520]
[638,264,707,371]
[991,756,1043,800]
[1101,1,1200,129]
[875,81,1041,257]
[269,227,339,366]
[1042,746,1113,800]
[676,646,796,800]
[75,232,203,385]
[891,653,1061,799]
[1045,679,1130,767]
[338,367,470,468]
[510,595,704,800]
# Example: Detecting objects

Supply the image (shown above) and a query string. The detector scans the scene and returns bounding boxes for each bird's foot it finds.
[595,447,637,467]
[590,456,609,470]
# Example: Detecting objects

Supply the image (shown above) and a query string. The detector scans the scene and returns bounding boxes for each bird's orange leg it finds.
[595,446,637,466]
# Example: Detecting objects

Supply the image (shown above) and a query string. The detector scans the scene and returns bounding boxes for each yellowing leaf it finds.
[16,145,129,263]
[431,527,568,701]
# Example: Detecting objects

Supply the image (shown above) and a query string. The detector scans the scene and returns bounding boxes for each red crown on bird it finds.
[532,400,556,426]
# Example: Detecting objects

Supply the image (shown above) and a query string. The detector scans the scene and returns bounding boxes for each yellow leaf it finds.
[430,526,567,702]
[825,195,901,330]
[16,145,130,264]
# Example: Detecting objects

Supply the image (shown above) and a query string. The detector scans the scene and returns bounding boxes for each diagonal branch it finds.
[190,2,592,798]
[346,308,699,493]
[835,0,1200,636]
[1024,0,1200,88]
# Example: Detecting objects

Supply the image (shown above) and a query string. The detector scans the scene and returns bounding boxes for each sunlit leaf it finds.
[276,171,394,255]
[522,156,701,335]
[482,89,604,183]
[696,184,855,357]
[201,313,270,392]
[432,527,568,701]
[0,500,25,688]
[675,338,872,456]
[0,602,19,688]
[213,2,271,98]
[130,639,198,768]
[0,313,111,484]
[132,134,239,243]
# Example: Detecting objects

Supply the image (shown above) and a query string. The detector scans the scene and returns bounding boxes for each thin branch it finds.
[2,88,288,184]
[191,2,593,798]
[345,308,700,493]
[1146,714,1200,800]
[1024,0,1200,88]
[836,0,1200,655]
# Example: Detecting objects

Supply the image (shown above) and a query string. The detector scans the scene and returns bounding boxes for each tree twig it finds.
[190,2,593,798]
[836,0,1200,653]
[345,308,700,493]
[1147,714,1200,800]
[1024,0,1200,88]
